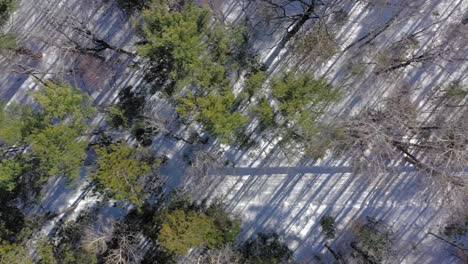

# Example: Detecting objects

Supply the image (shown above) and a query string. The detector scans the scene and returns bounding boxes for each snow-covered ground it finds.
[0,0,466,263]
[206,0,468,262]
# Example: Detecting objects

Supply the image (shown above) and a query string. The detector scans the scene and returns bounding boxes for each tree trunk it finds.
[276,4,316,52]
[376,53,432,75]
[428,231,468,252]
[264,2,317,67]
[350,242,379,264]
[391,140,427,171]
[325,243,347,264]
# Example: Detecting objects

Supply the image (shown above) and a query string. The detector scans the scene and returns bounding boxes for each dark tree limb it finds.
[325,243,347,264]
[428,232,468,252]
[350,242,379,264]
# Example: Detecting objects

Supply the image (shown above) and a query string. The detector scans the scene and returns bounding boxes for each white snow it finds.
[0,0,466,262]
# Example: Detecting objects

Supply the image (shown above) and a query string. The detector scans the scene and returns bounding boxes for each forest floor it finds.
[0,0,467,263]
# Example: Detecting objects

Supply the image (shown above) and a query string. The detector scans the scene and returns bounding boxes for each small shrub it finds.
[245,71,266,97]
[158,201,241,256]
[293,25,338,62]
[349,63,367,77]
[106,105,127,128]
[0,0,15,26]
[442,80,467,99]
[444,219,468,238]
[116,0,151,14]
[320,215,336,240]
[240,232,293,264]
[131,120,157,147]
[254,97,275,129]
[0,33,17,50]
[352,218,393,263]
[108,86,145,128]
[333,9,349,26]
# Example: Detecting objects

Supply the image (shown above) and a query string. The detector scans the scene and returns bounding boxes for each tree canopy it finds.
[271,71,339,121]
[0,241,33,264]
[158,199,241,256]
[239,232,293,264]
[270,71,340,157]
[92,142,155,207]
[0,0,15,27]
[139,1,210,89]
[26,124,87,183]
[138,1,255,144]
[177,91,247,143]
[32,81,95,129]
[0,81,95,195]
[0,103,28,145]
[159,209,224,255]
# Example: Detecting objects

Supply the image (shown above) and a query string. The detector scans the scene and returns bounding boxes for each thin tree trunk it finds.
[392,140,426,170]
[350,242,379,264]
[376,53,432,75]
[325,243,347,264]
[428,232,468,252]
[275,3,316,52]
[344,15,397,52]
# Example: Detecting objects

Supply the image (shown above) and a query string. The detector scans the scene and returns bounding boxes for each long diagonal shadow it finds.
[218,165,418,176]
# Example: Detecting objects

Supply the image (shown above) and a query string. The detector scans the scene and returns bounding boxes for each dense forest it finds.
[0,0,467,263]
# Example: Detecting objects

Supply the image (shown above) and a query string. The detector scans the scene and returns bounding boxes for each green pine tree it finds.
[92,142,154,207]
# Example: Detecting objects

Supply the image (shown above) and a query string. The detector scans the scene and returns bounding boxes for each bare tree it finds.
[374,15,468,75]
[182,149,225,199]
[337,85,467,198]
[43,9,135,59]
[104,223,144,264]
[82,226,110,255]
[177,245,242,264]
[249,0,334,57]
[292,22,339,65]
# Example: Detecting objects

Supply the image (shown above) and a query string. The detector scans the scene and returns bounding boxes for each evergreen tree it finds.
[0,241,33,264]
[138,1,209,90]
[158,201,241,256]
[32,81,95,129]
[36,238,57,264]
[271,71,339,121]
[27,82,94,182]
[26,124,87,182]
[240,232,293,264]
[177,91,247,143]
[320,215,336,240]
[159,209,223,255]
[92,142,155,207]
[254,97,275,128]
[0,33,16,50]
[0,158,22,192]
[0,81,95,193]
[0,0,15,27]
[271,71,340,156]
[245,71,266,98]
[0,103,27,145]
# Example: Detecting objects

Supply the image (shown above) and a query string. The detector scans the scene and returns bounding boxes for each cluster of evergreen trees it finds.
[0,80,293,263]
[1,0,465,263]
[0,1,381,263]
[133,0,339,148]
